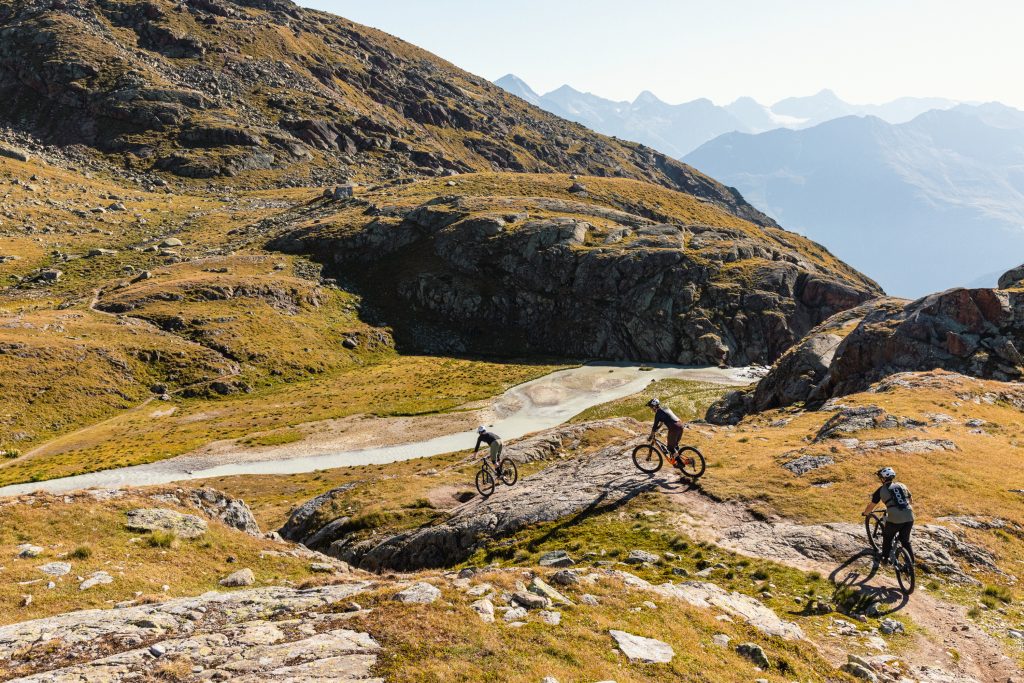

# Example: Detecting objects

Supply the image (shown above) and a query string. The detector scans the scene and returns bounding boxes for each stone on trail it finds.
[219,568,255,587]
[538,550,575,567]
[126,508,208,539]
[609,629,674,663]
[393,582,441,604]
[879,617,904,635]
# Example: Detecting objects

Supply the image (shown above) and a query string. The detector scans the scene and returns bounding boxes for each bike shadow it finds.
[828,549,909,615]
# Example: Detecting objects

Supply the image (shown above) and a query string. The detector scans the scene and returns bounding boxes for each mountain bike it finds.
[632,434,705,479]
[865,510,915,594]
[475,455,518,497]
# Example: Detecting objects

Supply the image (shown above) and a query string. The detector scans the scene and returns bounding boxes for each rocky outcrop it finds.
[0,582,376,681]
[276,191,880,365]
[708,287,1024,421]
[292,427,665,571]
[719,520,997,584]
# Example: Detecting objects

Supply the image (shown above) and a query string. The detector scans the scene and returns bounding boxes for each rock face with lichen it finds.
[708,287,1024,422]
[274,190,880,365]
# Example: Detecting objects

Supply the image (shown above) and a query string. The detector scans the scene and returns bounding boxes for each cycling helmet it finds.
[647,398,660,408]
[476,426,487,434]
[877,467,896,480]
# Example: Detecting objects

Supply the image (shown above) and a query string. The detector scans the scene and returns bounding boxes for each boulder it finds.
[393,582,441,604]
[736,642,770,669]
[219,568,255,587]
[624,549,659,565]
[0,146,29,162]
[609,629,674,663]
[470,598,494,623]
[126,508,208,539]
[998,263,1024,289]
[16,544,43,558]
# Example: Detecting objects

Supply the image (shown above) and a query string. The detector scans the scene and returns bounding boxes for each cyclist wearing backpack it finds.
[863,466,914,563]
[647,398,683,458]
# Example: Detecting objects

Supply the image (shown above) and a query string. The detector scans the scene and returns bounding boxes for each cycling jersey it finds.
[474,431,500,453]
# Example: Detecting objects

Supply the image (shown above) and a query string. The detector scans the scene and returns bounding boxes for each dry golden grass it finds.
[0,491,317,624]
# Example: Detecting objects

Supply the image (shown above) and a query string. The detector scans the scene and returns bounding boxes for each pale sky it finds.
[298,0,1024,108]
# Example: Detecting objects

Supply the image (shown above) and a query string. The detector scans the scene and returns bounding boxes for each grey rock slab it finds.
[393,582,441,604]
[529,577,574,607]
[736,642,770,669]
[1,582,373,676]
[608,629,674,663]
[37,562,71,577]
[126,508,208,539]
[538,550,575,567]
[80,571,113,591]
[650,579,804,640]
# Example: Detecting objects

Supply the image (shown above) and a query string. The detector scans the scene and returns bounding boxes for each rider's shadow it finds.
[827,549,909,616]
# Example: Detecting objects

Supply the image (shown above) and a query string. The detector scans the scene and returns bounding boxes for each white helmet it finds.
[877,467,896,480]
[477,426,487,434]
[647,398,660,408]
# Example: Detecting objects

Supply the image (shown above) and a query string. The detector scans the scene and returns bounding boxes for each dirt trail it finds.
[660,484,1019,683]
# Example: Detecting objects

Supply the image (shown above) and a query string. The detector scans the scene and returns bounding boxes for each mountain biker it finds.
[862,466,914,564]
[474,426,502,465]
[647,398,684,458]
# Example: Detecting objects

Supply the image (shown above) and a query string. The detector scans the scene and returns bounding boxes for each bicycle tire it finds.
[498,458,518,486]
[865,513,884,554]
[475,468,496,497]
[632,444,663,474]
[894,545,915,594]
[676,446,706,479]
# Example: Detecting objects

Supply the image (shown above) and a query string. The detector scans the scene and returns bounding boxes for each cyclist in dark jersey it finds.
[474,426,502,464]
[647,398,684,456]
[862,466,914,563]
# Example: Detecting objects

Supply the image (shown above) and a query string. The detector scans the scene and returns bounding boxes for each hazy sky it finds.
[298,1,1024,108]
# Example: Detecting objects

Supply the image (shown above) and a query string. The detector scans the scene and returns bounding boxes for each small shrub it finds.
[69,545,92,560]
[926,581,940,591]
[1,449,20,459]
[967,607,981,619]
[750,568,770,581]
[807,570,822,582]
[148,530,178,548]
[983,585,1013,604]
[404,498,434,510]
[980,595,997,609]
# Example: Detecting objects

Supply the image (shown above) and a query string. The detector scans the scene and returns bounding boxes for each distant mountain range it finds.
[497,76,1024,297]
[495,75,956,157]
[685,103,1024,297]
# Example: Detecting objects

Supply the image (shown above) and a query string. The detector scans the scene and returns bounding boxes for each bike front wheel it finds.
[676,446,706,479]
[632,444,663,474]
[894,545,915,594]
[475,468,496,497]
[497,458,518,486]
[865,513,884,554]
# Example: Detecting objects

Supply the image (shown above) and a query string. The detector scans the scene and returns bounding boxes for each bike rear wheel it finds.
[894,544,915,594]
[632,444,663,474]
[676,446,706,479]
[475,468,496,497]
[865,513,884,554]
[497,458,518,486]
